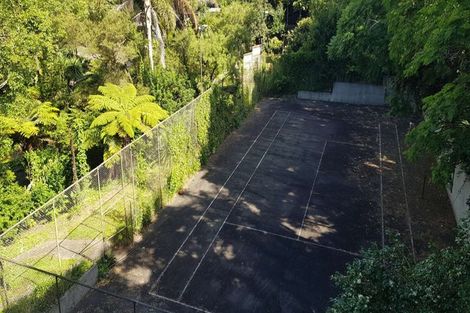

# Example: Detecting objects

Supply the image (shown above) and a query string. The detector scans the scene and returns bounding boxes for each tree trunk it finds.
[69,131,79,184]
[150,8,166,68]
[144,0,155,71]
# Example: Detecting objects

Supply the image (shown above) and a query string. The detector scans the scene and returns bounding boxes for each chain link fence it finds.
[0,89,211,312]
[0,257,168,313]
[0,46,263,312]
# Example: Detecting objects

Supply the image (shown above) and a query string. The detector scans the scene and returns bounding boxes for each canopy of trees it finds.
[0,0,284,231]
[262,0,469,185]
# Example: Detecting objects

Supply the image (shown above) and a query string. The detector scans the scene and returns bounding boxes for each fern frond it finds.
[133,95,156,106]
[89,82,169,144]
[122,83,137,100]
[88,95,120,111]
[103,138,122,162]
[91,111,119,128]
[18,121,39,138]
[101,120,120,138]
[32,102,59,126]
[117,114,134,138]
[0,116,20,135]
[98,83,125,104]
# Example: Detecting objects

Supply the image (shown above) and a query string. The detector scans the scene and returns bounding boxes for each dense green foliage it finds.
[259,0,469,185]
[329,223,470,312]
[328,0,389,83]
[0,1,468,311]
[0,0,277,232]
[260,1,343,93]
[391,1,470,184]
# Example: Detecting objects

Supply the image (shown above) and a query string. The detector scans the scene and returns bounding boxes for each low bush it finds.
[329,222,470,313]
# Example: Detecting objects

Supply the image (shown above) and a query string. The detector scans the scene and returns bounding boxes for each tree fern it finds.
[88,82,168,158]
[0,101,58,139]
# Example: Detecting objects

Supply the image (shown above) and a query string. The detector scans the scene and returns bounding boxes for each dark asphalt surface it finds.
[146,101,383,313]
[74,97,455,313]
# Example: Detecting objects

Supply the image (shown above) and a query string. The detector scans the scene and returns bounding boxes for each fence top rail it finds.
[0,87,215,239]
[0,256,170,312]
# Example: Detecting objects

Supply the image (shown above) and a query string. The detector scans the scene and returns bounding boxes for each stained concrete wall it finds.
[49,265,98,313]
[331,82,385,106]
[298,81,386,106]
[448,166,470,223]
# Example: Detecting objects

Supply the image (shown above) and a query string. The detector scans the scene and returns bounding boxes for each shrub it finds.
[149,68,195,113]
[329,223,470,313]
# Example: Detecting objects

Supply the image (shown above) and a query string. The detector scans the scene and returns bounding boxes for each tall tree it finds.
[328,0,389,83]
[385,0,470,183]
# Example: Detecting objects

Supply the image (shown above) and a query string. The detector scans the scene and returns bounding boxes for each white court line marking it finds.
[152,293,214,313]
[394,124,416,261]
[225,221,360,257]
[149,110,281,292]
[177,113,292,301]
[378,123,385,248]
[298,140,328,239]
[275,110,376,149]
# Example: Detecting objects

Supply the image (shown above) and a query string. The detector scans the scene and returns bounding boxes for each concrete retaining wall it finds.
[298,81,386,106]
[331,82,385,106]
[49,265,98,313]
[297,91,331,102]
[448,166,470,223]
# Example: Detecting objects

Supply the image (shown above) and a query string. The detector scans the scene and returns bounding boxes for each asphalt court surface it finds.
[71,98,457,313]
[149,105,383,313]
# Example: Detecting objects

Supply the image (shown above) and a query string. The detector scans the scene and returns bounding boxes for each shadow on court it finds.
[73,98,455,313]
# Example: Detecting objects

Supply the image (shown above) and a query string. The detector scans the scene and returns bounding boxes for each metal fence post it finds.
[190,102,196,170]
[120,153,132,241]
[0,260,9,309]
[128,147,137,233]
[156,132,164,209]
[97,169,106,256]
[55,276,62,313]
[53,200,62,269]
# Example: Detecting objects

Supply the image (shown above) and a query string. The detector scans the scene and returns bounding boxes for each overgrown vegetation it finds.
[329,222,470,312]
[0,1,469,311]
[0,0,277,232]
[0,1,268,310]
[97,253,116,279]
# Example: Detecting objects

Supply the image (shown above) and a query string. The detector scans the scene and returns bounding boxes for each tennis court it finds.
[75,98,443,313]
